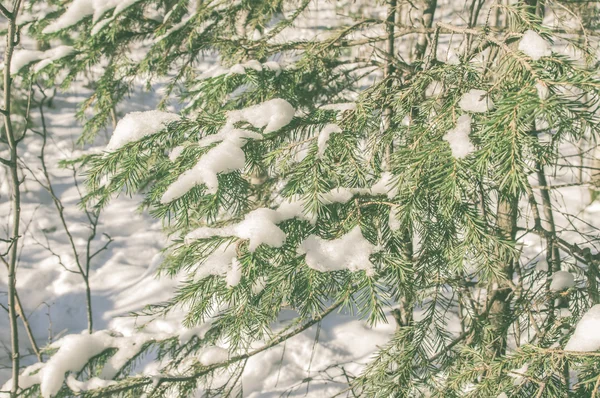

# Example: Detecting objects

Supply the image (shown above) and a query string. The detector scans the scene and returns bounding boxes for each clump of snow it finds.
[185,209,288,252]
[40,332,111,397]
[8,46,74,74]
[263,61,282,76]
[66,375,116,393]
[459,89,494,113]
[43,0,142,33]
[227,99,295,134]
[2,329,166,397]
[565,305,600,351]
[319,187,368,204]
[549,271,575,292]
[518,30,552,61]
[199,346,229,366]
[316,124,342,158]
[106,111,180,151]
[161,134,252,201]
[161,99,294,202]
[443,115,475,159]
[228,60,281,76]
[229,64,247,74]
[426,81,444,98]
[297,226,375,275]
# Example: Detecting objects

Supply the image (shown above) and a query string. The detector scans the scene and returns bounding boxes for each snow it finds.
[228,60,282,76]
[320,187,363,204]
[199,346,229,366]
[565,305,600,352]
[43,0,143,33]
[106,111,181,151]
[9,50,43,73]
[370,172,398,199]
[161,140,246,201]
[66,375,116,393]
[509,363,529,386]
[536,82,549,100]
[388,208,401,231]
[320,103,356,112]
[39,332,111,397]
[226,258,242,287]
[185,208,288,252]
[443,114,475,159]
[161,99,294,202]
[191,243,239,282]
[8,46,74,74]
[316,124,342,158]
[297,226,376,275]
[179,322,212,344]
[458,89,494,113]
[263,61,282,76]
[549,271,575,292]
[227,98,295,134]
[518,30,552,61]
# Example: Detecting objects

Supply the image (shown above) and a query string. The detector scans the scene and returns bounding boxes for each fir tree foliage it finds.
[6,0,600,396]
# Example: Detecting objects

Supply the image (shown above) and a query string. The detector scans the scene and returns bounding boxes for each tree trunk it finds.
[489,197,517,356]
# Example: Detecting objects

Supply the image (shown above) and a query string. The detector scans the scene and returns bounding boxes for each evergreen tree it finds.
[5,0,600,397]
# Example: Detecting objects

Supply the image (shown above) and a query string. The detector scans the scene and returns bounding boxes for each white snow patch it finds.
[549,271,575,292]
[199,346,229,366]
[536,82,549,100]
[106,111,180,151]
[179,322,213,344]
[262,61,282,76]
[298,226,375,275]
[185,209,288,252]
[459,89,494,113]
[161,99,294,202]
[8,46,74,74]
[43,0,142,33]
[443,114,474,159]
[66,375,116,393]
[565,305,600,351]
[227,98,295,134]
[371,172,398,199]
[39,332,111,397]
[518,30,552,61]
[316,124,342,158]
